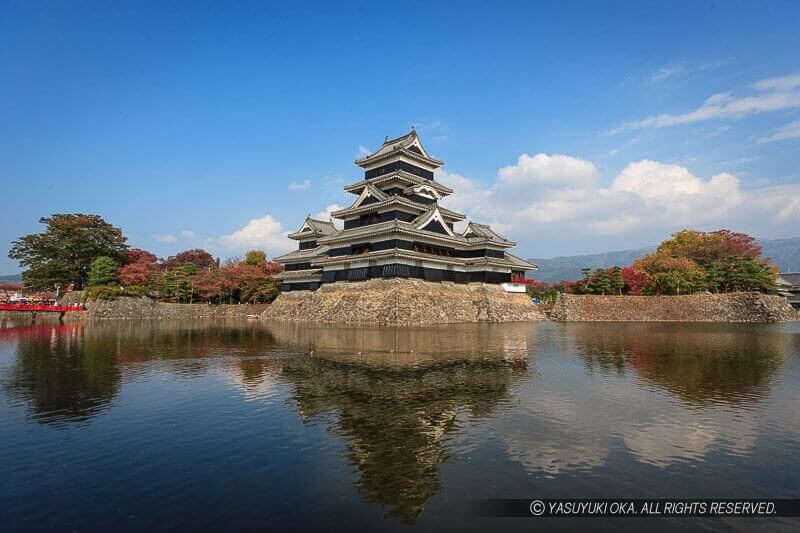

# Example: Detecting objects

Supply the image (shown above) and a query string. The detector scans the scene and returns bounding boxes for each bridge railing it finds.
[0,304,85,313]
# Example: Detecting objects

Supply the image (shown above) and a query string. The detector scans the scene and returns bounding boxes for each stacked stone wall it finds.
[261,278,546,325]
[550,292,799,323]
[74,296,268,320]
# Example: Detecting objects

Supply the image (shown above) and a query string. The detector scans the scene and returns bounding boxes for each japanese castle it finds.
[274,130,536,291]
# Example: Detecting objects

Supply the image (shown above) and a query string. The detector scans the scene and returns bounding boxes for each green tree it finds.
[707,257,776,292]
[580,267,593,293]
[587,268,612,294]
[9,214,128,290]
[176,263,198,303]
[158,270,177,301]
[88,256,119,286]
[610,266,624,295]
[245,249,267,265]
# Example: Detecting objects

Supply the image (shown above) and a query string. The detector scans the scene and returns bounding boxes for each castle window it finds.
[360,213,380,225]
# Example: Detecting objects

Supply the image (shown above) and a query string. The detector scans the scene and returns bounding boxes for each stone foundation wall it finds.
[59,291,83,306]
[78,297,268,320]
[550,292,799,323]
[260,278,546,325]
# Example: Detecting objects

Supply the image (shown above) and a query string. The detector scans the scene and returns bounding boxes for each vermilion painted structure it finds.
[0,304,84,313]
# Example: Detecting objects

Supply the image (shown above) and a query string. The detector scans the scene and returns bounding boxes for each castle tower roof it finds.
[355,129,443,170]
[287,216,338,240]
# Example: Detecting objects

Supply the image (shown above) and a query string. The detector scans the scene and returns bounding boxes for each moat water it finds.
[1,319,799,532]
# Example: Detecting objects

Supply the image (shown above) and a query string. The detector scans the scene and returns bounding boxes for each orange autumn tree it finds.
[633,230,776,295]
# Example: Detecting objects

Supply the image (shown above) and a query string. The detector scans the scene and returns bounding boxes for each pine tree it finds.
[160,270,177,301]
[176,263,198,303]
[610,266,624,294]
[587,268,611,294]
[581,267,592,293]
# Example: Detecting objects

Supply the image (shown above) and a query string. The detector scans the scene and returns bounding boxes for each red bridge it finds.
[0,304,84,313]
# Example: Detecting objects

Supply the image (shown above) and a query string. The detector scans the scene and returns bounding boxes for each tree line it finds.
[527,229,777,302]
[9,214,284,303]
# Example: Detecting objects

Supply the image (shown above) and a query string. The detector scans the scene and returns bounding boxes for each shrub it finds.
[83,284,123,302]
[122,285,148,297]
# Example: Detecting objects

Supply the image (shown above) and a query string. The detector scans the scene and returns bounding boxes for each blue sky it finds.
[2,0,800,273]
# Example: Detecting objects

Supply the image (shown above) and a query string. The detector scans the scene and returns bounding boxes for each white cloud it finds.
[357,145,371,157]
[720,155,762,166]
[610,160,742,226]
[777,196,800,222]
[753,73,800,91]
[606,72,800,135]
[747,184,800,223]
[436,169,492,216]
[180,230,198,239]
[652,61,685,82]
[498,153,598,188]
[153,234,177,243]
[651,58,733,83]
[288,179,311,191]
[438,152,800,242]
[314,204,345,229]
[704,124,731,138]
[756,120,800,143]
[218,214,293,257]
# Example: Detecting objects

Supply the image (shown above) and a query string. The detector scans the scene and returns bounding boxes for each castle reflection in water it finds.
[1,318,797,524]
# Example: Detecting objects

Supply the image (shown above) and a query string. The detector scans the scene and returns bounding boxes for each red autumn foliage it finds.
[163,249,216,270]
[711,230,762,260]
[187,259,284,303]
[117,261,160,286]
[621,267,649,295]
[522,278,549,289]
[657,229,764,268]
[193,269,223,301]
[117,247,161,286]
[555,279,585,294]
[125,248,158,265]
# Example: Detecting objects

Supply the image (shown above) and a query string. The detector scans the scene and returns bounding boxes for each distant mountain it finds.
[0,273,22,283]
[761,237,800,273]
[528,247,656,283]
[528,237,800,283]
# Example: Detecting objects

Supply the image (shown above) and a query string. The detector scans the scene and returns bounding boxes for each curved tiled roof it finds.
[273,244,331,263]
[273,269,323,281]
[287,217,339,240]
[343,170,454,196]
[778,273,800,287]
[317,219,515,248]
[332,195,465,221]
[463,222,511,244]
[504,252,538,271]
[354,129,443,168]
